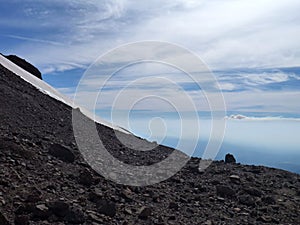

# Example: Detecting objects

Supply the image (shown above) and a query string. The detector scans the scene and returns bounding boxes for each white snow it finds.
[0,54,129,134]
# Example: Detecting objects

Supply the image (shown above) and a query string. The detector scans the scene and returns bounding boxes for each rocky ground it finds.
[0,62,300,224]
[2,54,42,80]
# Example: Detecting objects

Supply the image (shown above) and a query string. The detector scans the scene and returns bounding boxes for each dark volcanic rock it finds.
[239,195,256,206]
[14,215,29,225]
[5,55,42,79]
[96,199,117,217]
[138,206,152,219]
[229,174,240,184]
[48,143,75,163]
[168,202,179,210]
[262,196,276,205]
[216,185,236,198]
[32,204,51,219]
[24,189,42,203]
[0,61,300,224]
[244,187,262,197]
[257,215,274,223]
[78,169,94,186]
[48,200,70,217]
[88,188,103,203]
[63,206,85,224]
[15,204,35,215]
[0,211,9,225]
[225,153,236,163]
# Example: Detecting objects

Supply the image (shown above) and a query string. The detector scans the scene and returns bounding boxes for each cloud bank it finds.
[1,0,300,72]
[1,0,300,118]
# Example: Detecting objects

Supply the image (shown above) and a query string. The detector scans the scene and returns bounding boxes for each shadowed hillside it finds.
[0,60,299,224]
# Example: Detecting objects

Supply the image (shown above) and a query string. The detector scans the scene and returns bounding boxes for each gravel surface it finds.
[1,63,300,224]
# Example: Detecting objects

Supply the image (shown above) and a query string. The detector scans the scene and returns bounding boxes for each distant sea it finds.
[161,118,300,174]
[100,110,300,174]
[162,138,300,174]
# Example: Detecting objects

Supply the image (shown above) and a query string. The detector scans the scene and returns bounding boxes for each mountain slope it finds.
[0,59,300,224]
[0,54,129,134]
[4,54,42,80]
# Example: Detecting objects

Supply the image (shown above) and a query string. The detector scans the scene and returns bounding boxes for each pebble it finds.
[229,175,241,183]
[203,220,213,225]
[233,207,241,212]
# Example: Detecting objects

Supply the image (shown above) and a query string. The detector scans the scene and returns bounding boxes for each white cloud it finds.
[3,0,300,72]
[129,0,300,69]
[217,82,236,91]
[216,70,297,91]
[63,79,300,114]
[3,0,300,115]
[243,72,289,85]
[4,34,63,46]
[226,114,300,121]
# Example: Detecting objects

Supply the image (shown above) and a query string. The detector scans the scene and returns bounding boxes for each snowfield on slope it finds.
[0,54,129,134]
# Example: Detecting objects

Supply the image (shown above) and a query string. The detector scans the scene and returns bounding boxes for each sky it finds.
[1,1,300,167]
[1,0,300,115]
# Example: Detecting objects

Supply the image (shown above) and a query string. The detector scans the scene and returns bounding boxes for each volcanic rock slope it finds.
[3,55,42,80]
[0,59,300,225]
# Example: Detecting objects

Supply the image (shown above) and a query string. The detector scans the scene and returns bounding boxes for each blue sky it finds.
[1,0,300,116]
[1,1,300,173]
[1,0,300,150]
[1,0,300,70]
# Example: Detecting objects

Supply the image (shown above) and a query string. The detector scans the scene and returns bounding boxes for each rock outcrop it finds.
[4,54,42,79]
[225,153,236,163]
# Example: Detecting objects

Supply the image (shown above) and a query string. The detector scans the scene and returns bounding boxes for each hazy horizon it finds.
[1,0,299,173]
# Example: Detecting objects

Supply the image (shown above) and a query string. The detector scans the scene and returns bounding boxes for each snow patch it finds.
[0,54,129,134]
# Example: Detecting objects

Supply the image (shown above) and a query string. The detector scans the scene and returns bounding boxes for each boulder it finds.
[225,153,236,163]
[32,204,51,219]
[216,185,236,198]
[78,169,94,186]
[238,195,256,206]
[244,187,262,197]
[48,143,75,163]
[262,196,276,205]
[96,199,116,217]
[168,202,179,210]
[138,207,152,219]
[48,200,70,217]
[64,206,85,224]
